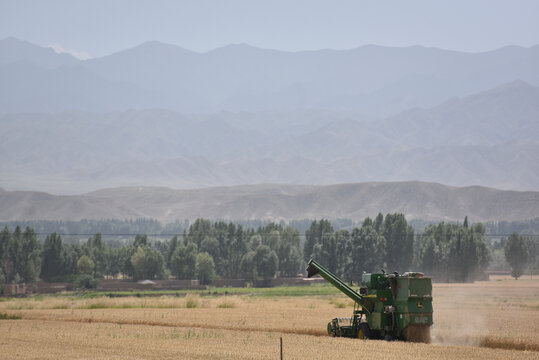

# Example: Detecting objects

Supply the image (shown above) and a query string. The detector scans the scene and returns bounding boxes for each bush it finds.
[76,274,98,289]
[0,313,22,320]
[185,295,199,308]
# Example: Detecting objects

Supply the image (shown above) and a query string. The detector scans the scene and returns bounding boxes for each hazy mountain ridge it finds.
[1,37,539,114]
[1,38,538,193]
[0,37,79,68]
[1,80,538,193]
[0,182,537,223]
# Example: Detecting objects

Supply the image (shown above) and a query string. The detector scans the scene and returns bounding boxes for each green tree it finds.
[104,245,122,278]
[0,227,14,283]
[382,214,414,272]
[240,251,257,280]
[254,245,278,279]
[0,228,6,268]
[200,236,220,266]
[525,237,537,273]
[171,242,197,279]
[41,233,65,281]
[130,247,147,280]
[504,233,528,279]
[373,213,384,233]
[0,268,4,295]
[313,232,337,274]
[133,234,148,248]
[166,235,179,268]
[419,235,438,276]
[195,252,215,285]
[473,223,490,277]
[115,245,133,278]
[304,220,334,262]
[187,219,213,248]
[227,224,247,278]
[77,255,95,275]
[419,222,490,282]
[347,224,386,282]
[62,243,83,276]
[263,230,280,251]
[84,233,106,277]
[277,227,302,277]
[20,227,41,283]
[249,234,262,250]
[334,230,350,279]
[130,246,164,281]
[144,246,165,280]
[9,226,23,282]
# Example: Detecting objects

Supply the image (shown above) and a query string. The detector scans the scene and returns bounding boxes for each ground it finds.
[0,276,537,359]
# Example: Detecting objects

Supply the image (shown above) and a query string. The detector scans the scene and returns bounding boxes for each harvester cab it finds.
[306,259,432,342]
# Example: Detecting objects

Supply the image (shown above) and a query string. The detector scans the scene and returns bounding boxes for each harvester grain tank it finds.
[306,259,432,342]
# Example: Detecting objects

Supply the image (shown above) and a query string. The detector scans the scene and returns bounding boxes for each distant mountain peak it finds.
[493,79,535,90]
[98,40,198,60]
[137,40,176,48]
[0,36,39,46]
[134,40,194,53]
[0,36,79,68]
[218,43,256,49]
[209,43,268,54]
[431,79,539,109]
[1,36,23,43]
[470,80,539,100]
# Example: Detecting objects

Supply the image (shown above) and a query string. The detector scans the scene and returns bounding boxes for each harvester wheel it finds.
[357,323,371,339]
[328,322,336,337]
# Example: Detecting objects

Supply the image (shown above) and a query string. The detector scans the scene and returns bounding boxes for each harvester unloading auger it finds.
[306,259,432,342]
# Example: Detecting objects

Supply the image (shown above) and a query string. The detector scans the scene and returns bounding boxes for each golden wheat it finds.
[1,319,537,360]
[0,276,537,359]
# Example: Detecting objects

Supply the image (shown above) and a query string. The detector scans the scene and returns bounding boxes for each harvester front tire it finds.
[357,323,371,340]
[327,322,334,336]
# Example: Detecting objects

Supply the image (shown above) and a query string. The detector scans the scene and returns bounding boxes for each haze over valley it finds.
[1,34,538,221]
[1,38,539,198]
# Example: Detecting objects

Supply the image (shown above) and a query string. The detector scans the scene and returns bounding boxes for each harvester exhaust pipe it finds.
[306,259,319,278]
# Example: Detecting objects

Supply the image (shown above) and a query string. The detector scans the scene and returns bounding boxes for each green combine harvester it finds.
[306,259,433,342]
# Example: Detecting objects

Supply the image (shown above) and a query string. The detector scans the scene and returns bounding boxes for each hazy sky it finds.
[1,0,539,59]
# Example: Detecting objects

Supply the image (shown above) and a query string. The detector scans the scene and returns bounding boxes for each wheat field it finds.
[0,276,537,359]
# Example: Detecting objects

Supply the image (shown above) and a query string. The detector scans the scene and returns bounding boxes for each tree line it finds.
[0,218,360,242]
[0,219,303,289]
[1,215,536,293]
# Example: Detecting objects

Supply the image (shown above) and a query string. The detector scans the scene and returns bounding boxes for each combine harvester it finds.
[306,259,432,342]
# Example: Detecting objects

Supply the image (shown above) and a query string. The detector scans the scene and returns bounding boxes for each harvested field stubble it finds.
[432,277,539,351]
[0,319,537,360]
[1,276,538,358]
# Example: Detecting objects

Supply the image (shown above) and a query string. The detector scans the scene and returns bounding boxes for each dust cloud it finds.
[431,285,487,347]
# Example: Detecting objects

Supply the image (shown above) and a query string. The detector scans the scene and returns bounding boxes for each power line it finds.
[30,232,539,237]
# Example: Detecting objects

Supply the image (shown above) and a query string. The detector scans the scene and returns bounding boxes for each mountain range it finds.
[1,182,537,223]
[1,37,539,115]
[1,79,538,193]
[1,37,538,212]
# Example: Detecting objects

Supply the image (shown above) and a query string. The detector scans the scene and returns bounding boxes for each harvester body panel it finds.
[306,258,433,342]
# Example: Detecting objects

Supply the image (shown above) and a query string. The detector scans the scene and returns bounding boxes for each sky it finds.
[1,0,539,59]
